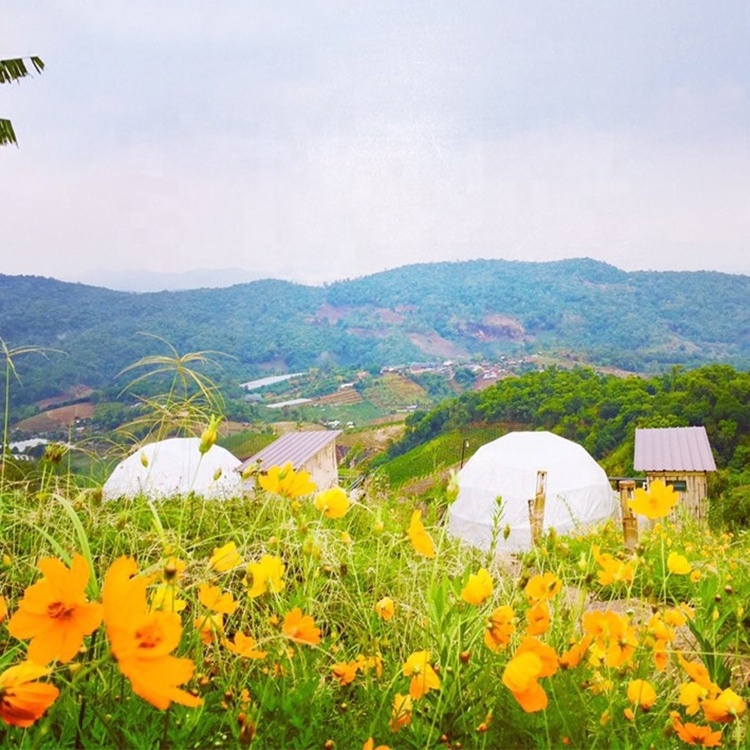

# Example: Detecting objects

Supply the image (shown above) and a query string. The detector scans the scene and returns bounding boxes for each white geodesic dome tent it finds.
[102,438,243,501]
[448,431,619,552]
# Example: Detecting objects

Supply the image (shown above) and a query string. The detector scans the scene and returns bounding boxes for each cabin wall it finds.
[302,441,339,490]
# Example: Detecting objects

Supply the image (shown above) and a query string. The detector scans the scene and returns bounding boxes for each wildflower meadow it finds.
[0,459,748,749]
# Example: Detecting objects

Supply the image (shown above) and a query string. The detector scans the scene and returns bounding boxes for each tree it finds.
[1,56,44,146]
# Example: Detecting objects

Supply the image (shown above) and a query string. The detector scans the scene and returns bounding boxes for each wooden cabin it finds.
[239,430,342,492]
[633,426,716,522]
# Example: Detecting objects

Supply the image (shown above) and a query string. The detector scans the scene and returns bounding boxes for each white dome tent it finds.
[448,431,619,553]
[102,437,243,501]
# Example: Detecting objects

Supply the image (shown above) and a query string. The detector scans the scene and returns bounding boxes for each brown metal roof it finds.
[634,426,716,472]
[239,430,342,473]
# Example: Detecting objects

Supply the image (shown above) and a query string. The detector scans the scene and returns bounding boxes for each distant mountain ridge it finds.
[1,258,748,404]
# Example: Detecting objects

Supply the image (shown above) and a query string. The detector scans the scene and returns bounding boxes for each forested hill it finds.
[1,258,749,403]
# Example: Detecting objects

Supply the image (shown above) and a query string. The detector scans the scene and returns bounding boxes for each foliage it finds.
[391,365,750,472]
[2,259,750,410]
[0,56,44,146]
[0,478,749,747]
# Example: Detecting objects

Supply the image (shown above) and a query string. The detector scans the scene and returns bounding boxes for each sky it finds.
[2,1,749,288]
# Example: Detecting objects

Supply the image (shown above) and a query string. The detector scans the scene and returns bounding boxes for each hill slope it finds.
[1,258,749,404]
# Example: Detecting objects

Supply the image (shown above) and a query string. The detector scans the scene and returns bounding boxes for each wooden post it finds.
[528,470,547,547]
[619,480,638,551]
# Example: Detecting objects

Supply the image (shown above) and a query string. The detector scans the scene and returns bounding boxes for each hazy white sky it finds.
[3,1,749,286]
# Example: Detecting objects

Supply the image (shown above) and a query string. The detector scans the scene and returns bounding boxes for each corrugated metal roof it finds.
[634,426,716,472]
[239,430,342,473]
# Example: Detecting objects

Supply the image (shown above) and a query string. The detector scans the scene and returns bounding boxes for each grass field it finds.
[0,469,748,748]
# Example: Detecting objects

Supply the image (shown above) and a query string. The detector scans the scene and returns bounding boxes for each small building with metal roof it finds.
[239,430,342,492]
[634,426,716,522]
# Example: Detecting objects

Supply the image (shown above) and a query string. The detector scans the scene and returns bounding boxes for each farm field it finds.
[0,470,748,749]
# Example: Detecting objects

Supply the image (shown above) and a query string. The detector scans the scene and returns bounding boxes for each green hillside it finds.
[2,259,749,411]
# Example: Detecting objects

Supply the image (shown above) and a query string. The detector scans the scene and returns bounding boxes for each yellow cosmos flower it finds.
[282,608,321,646]
[259,462,317,498]
[246,555,286,599]
[224,632,267,660]
[627,679,657,711]
[314,487,350,519]
[628,479,679,519]
[209,542,243,572]
[389,693,412,732]
[525,600,551,636]
[194,612,224,644]
[701,687,746,723]
[524,572,562,603]
[375,596,395,621]
[198,583,238,614]
[402,650,441,699]
[484,605,516,653]
[331,660,360,686]
[461,568,493,605]
[149,583,187,614]
[593,545,635,586]
[7,554,102,665]
[502,638,557,713]
[670,712,723,747]
[667,552,692,575]
[407,510,435,558]
[102,556,202,710]
[679,681,709,716]
[0,662,60,728]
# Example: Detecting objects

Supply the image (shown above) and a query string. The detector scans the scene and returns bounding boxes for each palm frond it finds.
[0,56,44,84]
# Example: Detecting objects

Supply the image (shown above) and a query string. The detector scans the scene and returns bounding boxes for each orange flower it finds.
[197,583,238,614]
[461,568,493,605]
[7,554,102,664]
[559,635,592,669]
[363,738,390,750]
[701,688,746,724]
[502,637,558,713]
[375,596,395,621]
[224,632,267,660]
[525,600,551,636]
[677,653,721,695]
[582,609,637,668]
[671,712,723,747]
[259,462,316,498]
[389,693,412,732]
[246,555,286,599]
[407,510,435,558]
[628,479,679,519]
[102,556,202,710]
[0,662,59,728]
[282,608,321,646]
[627,679,656,711]
[402,650,441,699]
[484,605,516,653]
[0,595,7,624]
[593,546,635,586]
[314,487,350,519]
[331,660,359,686]
[524,572,561,603]
[209,542,243,572]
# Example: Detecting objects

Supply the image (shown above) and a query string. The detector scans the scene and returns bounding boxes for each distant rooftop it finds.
[634,426,716,472]
[239,430,342,473]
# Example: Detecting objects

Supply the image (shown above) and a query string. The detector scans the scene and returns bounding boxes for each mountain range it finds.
[1,258,748,406]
